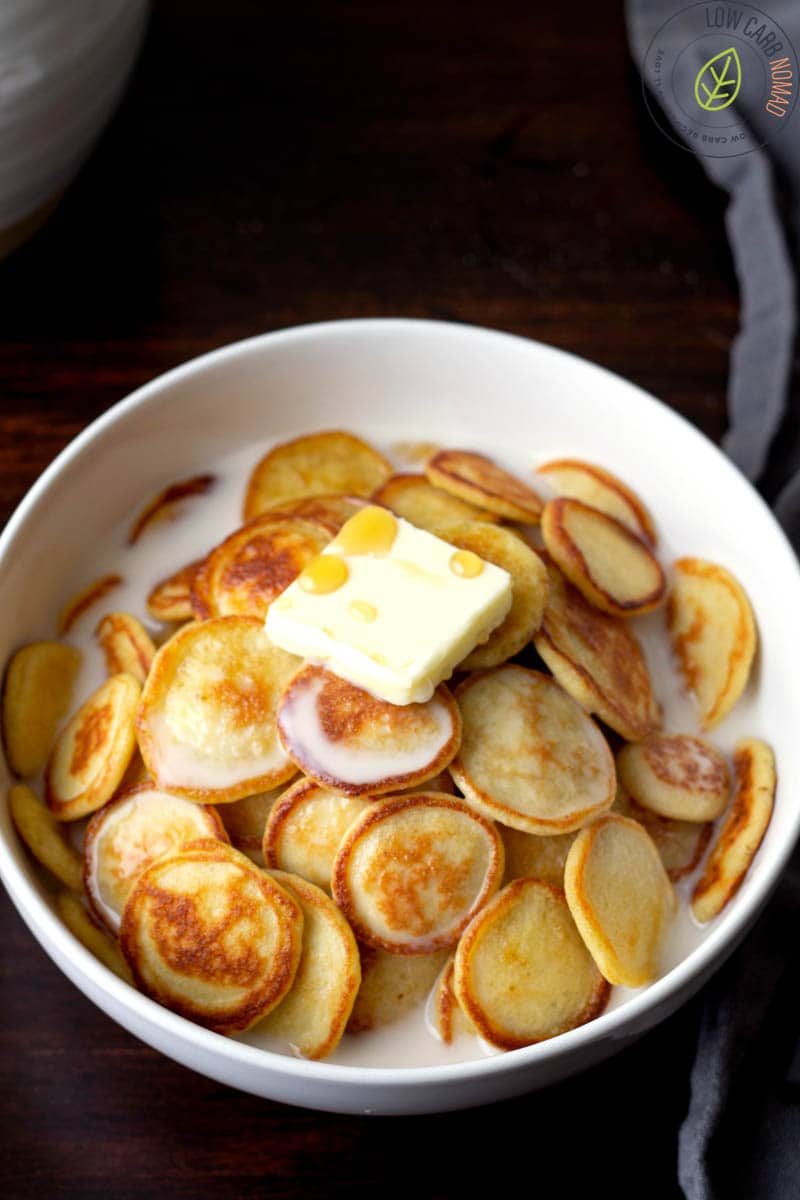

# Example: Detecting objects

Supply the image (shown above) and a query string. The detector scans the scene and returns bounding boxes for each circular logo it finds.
[642,3,797,157]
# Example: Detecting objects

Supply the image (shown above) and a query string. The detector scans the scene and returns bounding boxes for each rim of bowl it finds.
[1,316,799,1088]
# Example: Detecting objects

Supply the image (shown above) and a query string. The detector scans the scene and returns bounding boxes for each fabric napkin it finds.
[625,4,800,1196]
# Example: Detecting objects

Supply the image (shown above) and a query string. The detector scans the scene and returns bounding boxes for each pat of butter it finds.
[265,508,512,705]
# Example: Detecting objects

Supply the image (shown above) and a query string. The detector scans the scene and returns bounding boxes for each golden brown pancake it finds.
[128,474,215,544]
[450,666,616,835]
[83,782,229,933]
[372,473,499,532]
[96,612,156,684]
[2,640,81,777]
[45,673,141,821]
[347,943,450,1033]
[426,449,544,523]
[58,574,123,634]
[8,782,83,891]
[261,493,367,533]
[667,557,757,730]
[263,776,372,890]
[218,786,285,852]
[136,616,300,803]
[564,813,676,987]
[617,733,729,822]
[259,870,361,1059]
[191,514,331,621]
[57,890,133,984]
[147,560,203,623]
[119,839,304,1033]
[276,665,461,796]
[542,498,666,617]
[244,430,392,521]
[692,738,775,923]
[332,792,504,954]
[612,788,712,882]
[430,955,474,1044]
[499,824,576,889]
[454,878,609,1049]
[533,560,660,741]
[537,458,657,546]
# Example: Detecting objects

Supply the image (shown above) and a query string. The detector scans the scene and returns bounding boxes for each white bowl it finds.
[1,318,798,1115]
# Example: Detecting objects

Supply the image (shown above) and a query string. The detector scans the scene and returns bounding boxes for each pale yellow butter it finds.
[265,512,512,704]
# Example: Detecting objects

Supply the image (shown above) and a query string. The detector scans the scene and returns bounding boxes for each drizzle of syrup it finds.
[449,549,484,578]
[298,554,349,594]
[336,505,398,555]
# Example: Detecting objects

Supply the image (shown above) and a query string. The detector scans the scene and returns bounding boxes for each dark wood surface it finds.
[1,3,740,1197]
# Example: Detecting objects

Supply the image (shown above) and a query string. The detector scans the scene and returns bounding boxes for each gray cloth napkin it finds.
[625,4,800,1197]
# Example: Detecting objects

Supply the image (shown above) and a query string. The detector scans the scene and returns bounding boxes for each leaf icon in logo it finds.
[694,46,742,111]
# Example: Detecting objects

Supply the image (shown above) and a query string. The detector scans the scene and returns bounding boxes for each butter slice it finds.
[265,514,512,705]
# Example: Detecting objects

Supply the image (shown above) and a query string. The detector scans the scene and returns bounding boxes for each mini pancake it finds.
[147,560,202,623]
[617,733,729,822]
[56,890,133,984]
[83,783,229,933]
[2,640,81,777]
[372,473,500,532]
[347,943,450,1033]
[426,449,544,523]
[613,788,712,882]
[692,738,775,923]
[136,616,300,803]
[263,776,372,890]
[191,514,332,621]
[537,458,657,546]
[400,768,456,796]
[541,498,666,617]
[58,574,123,634]
[45,673,141,822]
[434,519,548,668]
[119,839,304,1033]
[332,792,504,955]
[532,561,660,741]
[667,557,757,730]
[96,612,156,684]
[564,813,676,987]
[262,493,367,533]
[430,955,474,1044]
[219,786,284,852]
[500,824,576,889]
[9,783,83,891]
[244,430,392,521]
[259,871,361,1060]
[454,878,610,1050]
[128,474,215,544]
[276,666,461,796]
[450,666,615,835]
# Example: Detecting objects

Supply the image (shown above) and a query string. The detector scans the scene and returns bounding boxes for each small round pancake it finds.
[434,520,548,668]
[244,430,392,521]
[500,824,576,889]
[259,871,361,1059]
[430,955,475,1044]
[348,943,450,1033]
[262,493,367,533]
[83,782,229,933]
[263,776,372,889]
[119,839,304,1033]
[276,665,461,796]
[533,561,660,741]
[9,782,83,891]
[617,734,729,822]
[137,616,300,803]
[613,788,712,882]
[691,738,775,924]
[147,560,202,623]
[332,792,504,955]
[450,666,616,835]
[219,786,285,852]
[537,458,657,546]
[564,813,676,987]
[2,640,82,778]
[372,473,500,533]
[191,514,331,621]
[542,498,666,617]
[454,879,610,1050]
[96,612,156,684]
[45,673,141,822]
[667,557,757,730]
[56,890,133,984]
[426,449,544,523]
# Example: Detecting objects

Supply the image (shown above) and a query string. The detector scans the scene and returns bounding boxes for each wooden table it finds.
[1,3,739,1196]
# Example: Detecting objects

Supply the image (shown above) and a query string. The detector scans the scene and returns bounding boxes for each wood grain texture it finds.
[1,0,735,1195]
